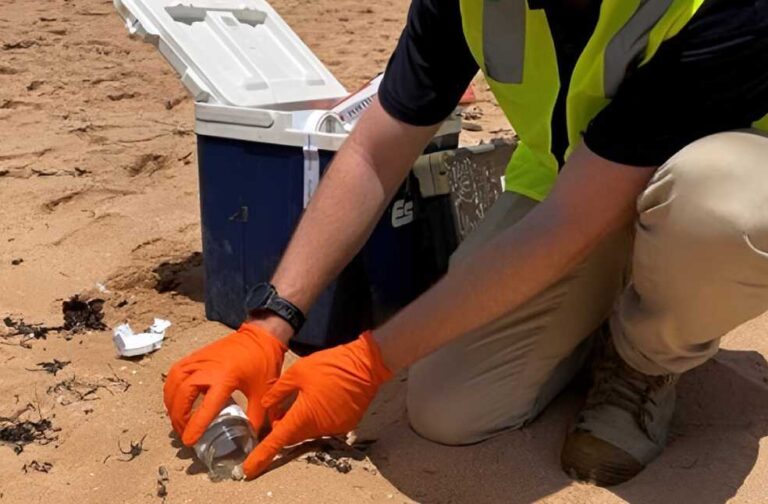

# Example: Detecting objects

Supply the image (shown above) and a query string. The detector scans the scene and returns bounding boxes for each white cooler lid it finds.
[114,0,347,107]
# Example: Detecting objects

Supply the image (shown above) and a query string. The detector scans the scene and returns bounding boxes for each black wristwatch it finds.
[244,282,306,333]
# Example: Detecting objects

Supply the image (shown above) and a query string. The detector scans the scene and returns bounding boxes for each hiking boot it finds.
[561,330,679,486]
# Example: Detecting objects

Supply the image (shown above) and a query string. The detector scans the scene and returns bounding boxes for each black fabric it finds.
[544,0,602,166]
[584,0,768,166]
[378,0,768,167]
[378,0,478,127]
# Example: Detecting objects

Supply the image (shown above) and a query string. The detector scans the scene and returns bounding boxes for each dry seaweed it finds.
[3,316,56,341]
[62,295,107,334]
[47,367,130,405]
[22,460,53,473]
[27,359,70,376]
[47,376,101,405]
[3,293,108,346]
[0,404,58,454]
[117,434,147,462]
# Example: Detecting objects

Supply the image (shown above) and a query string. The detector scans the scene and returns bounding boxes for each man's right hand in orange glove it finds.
[163,323,287,446]
[242,331,393,478]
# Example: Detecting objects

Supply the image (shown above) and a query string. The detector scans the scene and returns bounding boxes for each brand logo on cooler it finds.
[392,199,414,228]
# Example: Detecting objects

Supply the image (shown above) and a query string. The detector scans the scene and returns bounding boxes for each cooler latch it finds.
[412,152,451,198]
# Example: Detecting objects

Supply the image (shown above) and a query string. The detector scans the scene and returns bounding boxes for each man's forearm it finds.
[374,145,656,371]
[255,100,441,343]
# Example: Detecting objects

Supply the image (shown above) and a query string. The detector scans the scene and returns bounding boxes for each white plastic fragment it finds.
[231,464,245,481]
[113,318,171,357]
[149,318,172,333]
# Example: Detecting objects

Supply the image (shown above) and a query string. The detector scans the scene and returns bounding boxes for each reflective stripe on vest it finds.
[463,0,767,201]
[603,0,673,97]
[483,0,526,84]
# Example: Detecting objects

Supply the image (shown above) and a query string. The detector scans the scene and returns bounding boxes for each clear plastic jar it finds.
[193,401,256,481]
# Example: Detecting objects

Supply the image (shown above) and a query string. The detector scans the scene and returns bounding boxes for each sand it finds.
[1,0,767,502]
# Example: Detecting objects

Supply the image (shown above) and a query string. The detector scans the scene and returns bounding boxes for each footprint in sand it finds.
[125,153,168,176]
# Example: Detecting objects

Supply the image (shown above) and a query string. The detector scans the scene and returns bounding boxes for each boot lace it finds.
[583,343,676,441]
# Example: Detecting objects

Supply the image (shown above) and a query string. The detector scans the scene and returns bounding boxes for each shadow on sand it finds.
[362,349,768,503]
[153,252,205,302]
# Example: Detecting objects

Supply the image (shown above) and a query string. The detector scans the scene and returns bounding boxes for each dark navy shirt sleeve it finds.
[378,0,479,126]
[584,0,768,166]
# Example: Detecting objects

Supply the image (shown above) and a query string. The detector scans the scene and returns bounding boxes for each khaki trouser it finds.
[407,130,768,445]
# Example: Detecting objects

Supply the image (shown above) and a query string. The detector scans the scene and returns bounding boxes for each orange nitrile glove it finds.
[243,331,393,478]
[163,324,287,446]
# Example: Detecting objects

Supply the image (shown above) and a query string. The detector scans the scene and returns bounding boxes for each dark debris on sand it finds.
[47,368,130,406]
[3,316,55,341]
[297,439,371,474]
[62,295,107,334]
[156,465,169,497]
[1,294,108,346]
[117,434,148,462]
[0,404,59,455]
[303,450,353,474]
[27,359,71,376]
[22,460,53,473]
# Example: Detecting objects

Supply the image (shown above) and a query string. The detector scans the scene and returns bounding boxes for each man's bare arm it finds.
[374,144,656,371]
[252,100,441,344]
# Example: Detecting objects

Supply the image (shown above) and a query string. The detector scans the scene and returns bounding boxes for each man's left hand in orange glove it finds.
[242,331,393,479]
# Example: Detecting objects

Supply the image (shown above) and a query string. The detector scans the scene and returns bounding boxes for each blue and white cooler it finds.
[114,0,462,347]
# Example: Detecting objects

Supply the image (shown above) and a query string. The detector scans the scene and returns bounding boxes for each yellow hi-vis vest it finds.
[460,0,768,201]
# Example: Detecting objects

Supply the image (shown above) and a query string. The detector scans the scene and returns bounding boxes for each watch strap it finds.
[263,294,305,333]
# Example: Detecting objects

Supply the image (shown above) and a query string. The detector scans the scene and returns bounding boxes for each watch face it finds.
[245,283,274,311]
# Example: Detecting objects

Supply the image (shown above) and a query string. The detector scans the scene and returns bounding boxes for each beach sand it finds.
[1,0,767,502]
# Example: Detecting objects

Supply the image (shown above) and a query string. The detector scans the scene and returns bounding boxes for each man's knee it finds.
[617,130,768,374]
[405,365,534,446]
[406,388,494,446]
[638,130,768,255]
